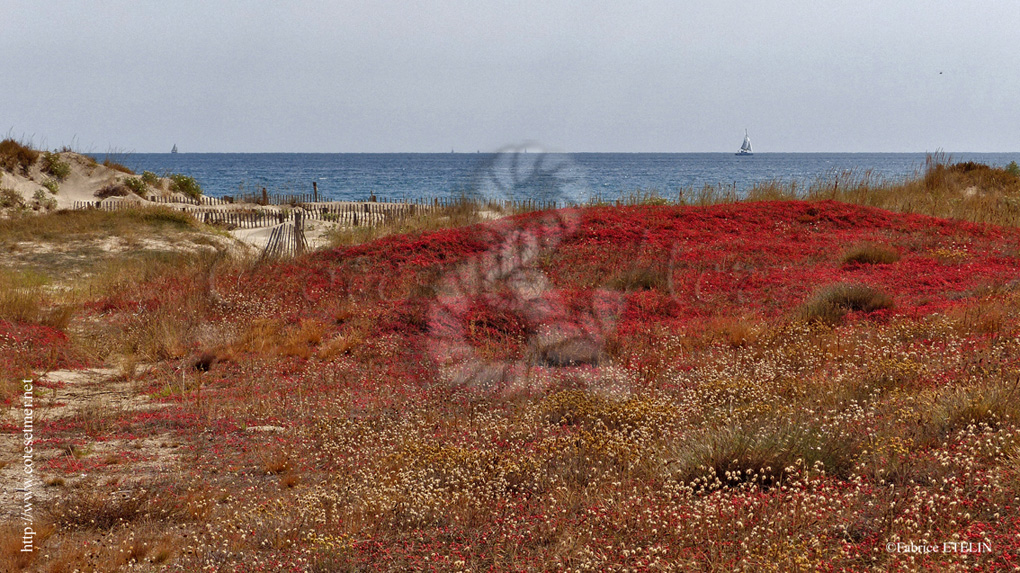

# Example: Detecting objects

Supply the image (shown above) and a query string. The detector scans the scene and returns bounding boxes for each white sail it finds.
[737,130,753,155]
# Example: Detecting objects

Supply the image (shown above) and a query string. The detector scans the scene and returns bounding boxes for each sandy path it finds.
[1,368,180,516]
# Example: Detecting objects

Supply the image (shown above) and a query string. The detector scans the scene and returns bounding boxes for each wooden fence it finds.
[147,195,229,206]
[71,194,562,229]
[261,212,308,259]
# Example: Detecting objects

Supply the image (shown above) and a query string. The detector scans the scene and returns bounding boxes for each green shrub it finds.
[0,139,39,174]
[123,177,148,198]
[42,179,60,195]
[141,171,159,185]
[797,283,894,324]
[1007,161,1020,177]
[41,152,71,180]
[169,174,202,200]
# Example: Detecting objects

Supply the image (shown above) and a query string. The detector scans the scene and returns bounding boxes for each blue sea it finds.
[106,152,1020,204]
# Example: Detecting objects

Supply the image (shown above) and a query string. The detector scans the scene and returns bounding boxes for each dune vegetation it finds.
[2,155,1020,571]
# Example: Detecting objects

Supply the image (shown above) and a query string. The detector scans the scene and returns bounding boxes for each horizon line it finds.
[90,149,1020,155]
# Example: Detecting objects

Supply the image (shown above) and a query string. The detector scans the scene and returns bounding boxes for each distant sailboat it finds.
[171,144,178,154]
[736,131,752,156]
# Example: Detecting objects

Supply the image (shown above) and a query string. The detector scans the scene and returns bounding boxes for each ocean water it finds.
[108,152,1020,204]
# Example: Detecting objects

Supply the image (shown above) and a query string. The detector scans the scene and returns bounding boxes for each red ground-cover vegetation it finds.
[259,200,1019,334]
[8,199,1020,571]
[0,322,82,402]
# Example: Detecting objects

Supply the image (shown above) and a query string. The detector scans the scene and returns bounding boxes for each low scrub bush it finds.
[141,170,160,185]
[123,177,148,198]
[41,152,71,180]
[797,283,894,324]
[32,189,57,211]
[42,179,59,194]
[0,188,25,209]
[95,183,130,199]
[169,174,202,200]
[921,159,1020,195]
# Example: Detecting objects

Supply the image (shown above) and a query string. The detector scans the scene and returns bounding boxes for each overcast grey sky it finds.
[2,1,1018,152]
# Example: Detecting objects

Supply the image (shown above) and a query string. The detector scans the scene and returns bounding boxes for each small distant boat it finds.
[736,130,753,156]
[171,144,178,154]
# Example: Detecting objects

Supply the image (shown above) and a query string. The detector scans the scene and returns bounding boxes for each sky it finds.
[2,1,1018,153]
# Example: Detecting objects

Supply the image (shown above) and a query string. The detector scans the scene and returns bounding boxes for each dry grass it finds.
[605,263,672,292]
[0,206,196,245]
[327,197,515,247]
[101,158,135,174]
[819,155,1020,227]
[0,268,46,323]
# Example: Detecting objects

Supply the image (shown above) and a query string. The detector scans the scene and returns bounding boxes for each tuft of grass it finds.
[0,268,46,323]
[668,419,862,489]
[0,138,39,174]
[260,449,292,475]
[707,315,761,348]
[606,263,671,292]
[840,242,901,265]
[797,283,894,324]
